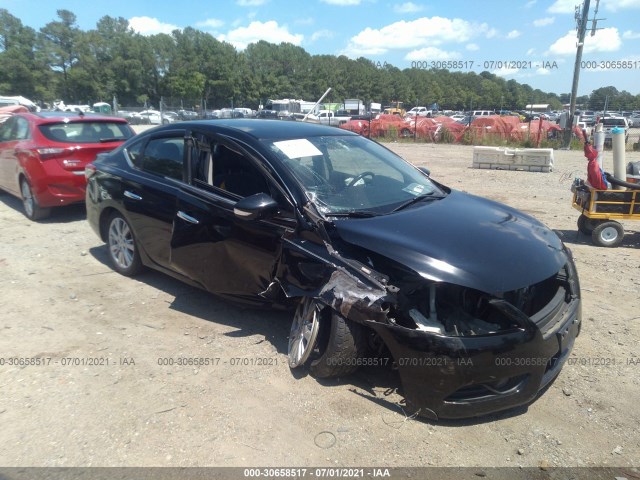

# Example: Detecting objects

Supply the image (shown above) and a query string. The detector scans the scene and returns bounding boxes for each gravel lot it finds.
[0,135,639,469]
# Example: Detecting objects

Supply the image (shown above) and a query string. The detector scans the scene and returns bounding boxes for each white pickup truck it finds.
[601,117,629,145]
[406,106,433,117]
[311,110,352,126]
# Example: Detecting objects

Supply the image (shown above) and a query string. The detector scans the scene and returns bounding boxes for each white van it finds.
[472,110,494,116]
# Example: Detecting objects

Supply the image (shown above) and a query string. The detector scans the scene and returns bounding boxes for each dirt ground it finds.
[0,136,639,470]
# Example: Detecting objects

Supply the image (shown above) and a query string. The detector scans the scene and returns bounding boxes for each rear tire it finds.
[592,221,624,248]
[107,212,144,276]
[20,178,51,221]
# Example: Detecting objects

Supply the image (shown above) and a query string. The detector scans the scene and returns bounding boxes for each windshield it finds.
[264,135,444,215]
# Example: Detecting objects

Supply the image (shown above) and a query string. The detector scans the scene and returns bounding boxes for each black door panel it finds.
[170,186,287,297]
[119,174,179,269]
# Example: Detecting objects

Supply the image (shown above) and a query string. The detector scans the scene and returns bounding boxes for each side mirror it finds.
[418,166,431,177]
[234,192,279,221]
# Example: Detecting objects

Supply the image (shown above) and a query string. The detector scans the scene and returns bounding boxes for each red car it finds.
[0,111,135,220]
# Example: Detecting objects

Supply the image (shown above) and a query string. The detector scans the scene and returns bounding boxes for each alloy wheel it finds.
[288,298,321,368]
[20,180,34,218]
[108,217,135,269]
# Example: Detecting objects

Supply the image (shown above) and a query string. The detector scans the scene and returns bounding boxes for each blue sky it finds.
[2,0,639,96]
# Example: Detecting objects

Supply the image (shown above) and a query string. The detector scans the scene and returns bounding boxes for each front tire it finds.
[309,308,368,378]
[288,299,369,378]
[107,212,144,276]
[592,221,624,248]
[20,178,51,221]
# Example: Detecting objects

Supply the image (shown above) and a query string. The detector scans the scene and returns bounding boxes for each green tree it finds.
[37,9,81,100]
[0,9,47,98]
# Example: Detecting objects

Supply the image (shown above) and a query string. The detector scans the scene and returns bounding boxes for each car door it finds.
[169,130,296,299]
[120,129,186,269]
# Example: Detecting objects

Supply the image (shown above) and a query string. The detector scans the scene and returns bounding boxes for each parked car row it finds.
[121,109,178,125]
[1,116,582,419]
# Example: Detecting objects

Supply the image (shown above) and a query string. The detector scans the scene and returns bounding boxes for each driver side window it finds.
[190,135,293,214]
[192,142,269,198]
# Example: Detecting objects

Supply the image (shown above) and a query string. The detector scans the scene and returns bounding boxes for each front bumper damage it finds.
[367,294,580,419]
[277,232,581,420]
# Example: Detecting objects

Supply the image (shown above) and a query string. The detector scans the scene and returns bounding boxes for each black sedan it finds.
[85,119,581,419]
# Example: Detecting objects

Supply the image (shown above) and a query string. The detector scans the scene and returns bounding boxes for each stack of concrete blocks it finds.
[472,147,554,172]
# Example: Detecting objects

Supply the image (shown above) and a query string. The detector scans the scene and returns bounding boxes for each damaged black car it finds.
[85,119,581,419]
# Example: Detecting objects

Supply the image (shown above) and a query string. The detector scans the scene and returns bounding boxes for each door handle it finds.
[177,210,200,225]
[124,190,142,201]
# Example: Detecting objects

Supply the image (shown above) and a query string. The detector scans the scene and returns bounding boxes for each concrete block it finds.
[472,146,553,172]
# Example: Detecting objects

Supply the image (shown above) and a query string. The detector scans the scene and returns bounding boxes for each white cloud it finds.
[342,17,492,56]
[547,0,576,14]
[310,29,335,42]
[507,30,521,39]
[236,0,268,6]
[546,27,622,55]
[466,43,479,51]
[485,27,498,39]
[604,0,640,11]
[536,67,551,76]
[128,16,179,35]
[525,0,537,8]
[623,30,640,39]
[533,17,555,27]
[393,2,423,13]
[405,47,461,61]
[196,18,224,29]
[320,0,361,4]
[218,21,303,49]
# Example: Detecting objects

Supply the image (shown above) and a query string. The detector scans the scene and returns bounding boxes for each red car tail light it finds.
[85,163,97,180]
[35,147,66,159]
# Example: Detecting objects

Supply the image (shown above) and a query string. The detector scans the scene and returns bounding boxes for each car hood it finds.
[333,190,567,294]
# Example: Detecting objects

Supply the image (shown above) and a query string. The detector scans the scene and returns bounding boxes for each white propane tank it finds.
[611,127,626,190]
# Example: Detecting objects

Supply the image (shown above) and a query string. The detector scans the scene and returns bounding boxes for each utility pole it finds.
[563,0,591,148]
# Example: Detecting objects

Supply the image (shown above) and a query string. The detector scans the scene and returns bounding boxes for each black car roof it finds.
[164,119,358,141]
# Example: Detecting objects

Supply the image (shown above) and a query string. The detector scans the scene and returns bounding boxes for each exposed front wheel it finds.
[288,299,369,378]
[288,298,321,368]
[20,178,51,221]
[107,213,144,276]
[592,221,624,248]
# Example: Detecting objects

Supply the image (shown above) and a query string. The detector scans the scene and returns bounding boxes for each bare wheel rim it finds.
[108,217,135,269]
[21,181,34,217]
[599,226,620,244]
[288,298,321,368]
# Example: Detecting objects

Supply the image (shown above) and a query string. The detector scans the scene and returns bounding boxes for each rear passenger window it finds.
[0,116,30,142]
[137,137,184,181]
